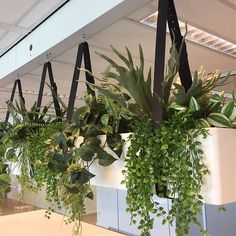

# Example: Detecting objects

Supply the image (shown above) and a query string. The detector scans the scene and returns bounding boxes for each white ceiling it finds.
[0,0,68,56]
[0,0,236,117]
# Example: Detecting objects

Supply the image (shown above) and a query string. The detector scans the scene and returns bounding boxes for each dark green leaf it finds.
[75,146,95,162]
[77,169,95,184]
[106,134,123,157]
[98,152,117,166]
[87,191,94,200]
[84,137,101,146]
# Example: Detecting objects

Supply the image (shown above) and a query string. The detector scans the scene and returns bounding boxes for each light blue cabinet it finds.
[189,203,236,236]
[96,186,236,236]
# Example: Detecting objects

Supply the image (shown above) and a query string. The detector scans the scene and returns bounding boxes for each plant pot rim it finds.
[203,127,236,131]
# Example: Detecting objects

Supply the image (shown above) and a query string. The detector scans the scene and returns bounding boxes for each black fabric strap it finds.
[152,0,192,121]
[36,62,62,118]
[167,0,192,91]
[152,0,169,122]
[67,42,95,121]
[5,79,25,122]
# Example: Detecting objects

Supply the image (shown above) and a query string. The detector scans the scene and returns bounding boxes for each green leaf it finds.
[207,113,231,127]
[91,84,127,108]
[75,146,95,162]
[84,137,101,146]
[106,134,123,157]
[221,101,236,121]
[79,169,95,184]
[169,102,187,111]
[64,183,81,194]
[5,148,18,162]
[0,174,11,184]
[162,45,179,105]
[99,126,113,134]
[48,153,70,173]
[97,148,117,166]
[97,45,153,116]
[209,94,224,103]
[207,102,221,113]
[233,90,236,104]
[74,106,90,125]
[189,96,200,112]
[84,94,94,105]
[101,114,109,126]
[87,191,94,200]
[57,133,67,149]
[198,118,211,128]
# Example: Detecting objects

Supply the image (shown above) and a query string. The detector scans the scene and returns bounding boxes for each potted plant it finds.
[85,44,235,236]
[42,93,131,235]
[1,43,234,236]
[0,92,131,235]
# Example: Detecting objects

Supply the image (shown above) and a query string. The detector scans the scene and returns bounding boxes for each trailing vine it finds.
[0,122,11,202]
[1,41,234,236]
[123,112,209,236]
[0,93,129,235]
[95,44,234,236]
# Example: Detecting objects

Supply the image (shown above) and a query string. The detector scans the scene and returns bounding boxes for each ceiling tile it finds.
[127,5,155,21]
[0,31,21,49]
[0,28,6,38]
[218,0,236,9]
[18,0,67,28]
[0,0,37,24]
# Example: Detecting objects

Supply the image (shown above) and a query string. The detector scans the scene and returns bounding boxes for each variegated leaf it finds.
[207,113,231,128]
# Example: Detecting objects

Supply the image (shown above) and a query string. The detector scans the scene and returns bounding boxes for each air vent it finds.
[140,12,236,58]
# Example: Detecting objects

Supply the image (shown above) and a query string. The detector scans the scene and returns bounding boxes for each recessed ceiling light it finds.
[140,11,236,58]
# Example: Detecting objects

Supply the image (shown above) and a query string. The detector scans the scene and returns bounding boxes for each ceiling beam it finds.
[0,0,152,86]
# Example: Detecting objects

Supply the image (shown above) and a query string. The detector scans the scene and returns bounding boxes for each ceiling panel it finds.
[29,61,74,81]
[0,0,69,56]
[175,0,236,44]
[88,19,236,73]
[218,0,236,9]
[129,0,236,44]
[18,0,67,29]
[0,0,37,24]
[0,28,6,38]
[88,20,156,63]
[55,46,78,64]
[0,31,21,49]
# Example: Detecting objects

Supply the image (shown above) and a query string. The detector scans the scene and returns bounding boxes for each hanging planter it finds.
[201,127,236,205]
[89,133,130,190]
[89,37,236,236]
[88,127,236,207]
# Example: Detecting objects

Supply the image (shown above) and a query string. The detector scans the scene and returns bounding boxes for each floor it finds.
[0,198,38,216]
[0,198,97,225]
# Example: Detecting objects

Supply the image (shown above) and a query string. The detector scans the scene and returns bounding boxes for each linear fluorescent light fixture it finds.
[140,12,236,58]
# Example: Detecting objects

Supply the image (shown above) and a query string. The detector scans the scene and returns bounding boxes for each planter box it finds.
[200,128,236,205]
[90,129,236,205]
[89,133,130,190]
